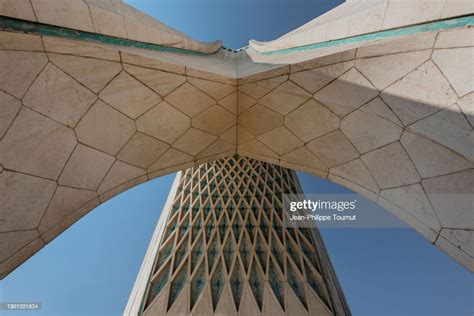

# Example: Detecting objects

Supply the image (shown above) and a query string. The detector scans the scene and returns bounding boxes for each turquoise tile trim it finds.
[257,15,474,55]
[0,16,217,56]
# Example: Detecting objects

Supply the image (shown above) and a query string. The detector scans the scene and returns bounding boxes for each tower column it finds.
[126,155,350,315]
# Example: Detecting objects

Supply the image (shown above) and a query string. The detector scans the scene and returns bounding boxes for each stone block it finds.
[422,170,474,229]
[75,100,135,155]
[218,92,237,114]
[281,146,328,173]
[457,93,474,127]
[356,32,436,58]
[220,126,237,145]
[32,0,95,32]
[361,142,420,189]
[193,106,235,138]
[49,53,121,93]
[356,50,430,90]
[432,48,474,97]
[0,92,21,139]
[188,78,235,101]
[239,75,288,100]
[382,0,445,29]
[238,104,283,136]
[237,92,257,114]
[307,130,359,168]
[0,108,77,180]
[435,28,474,49]
[58,144,115,190]
[196,140,235,161]
[124,64,186,97]
[381,61,457,125]
[23,63,97,127]
[360,97,402,125]
[401,131,472,178]
[0,51,48,99]
[0,32,43,51]
[340,105,402,153]
[259,81,311,115]
[89,4,127,38]
[314,68,377,116]
[172,128,217,156]
[42,36,120,61]
[148,148,193,173]
[0,0,36,21]
[100,72,161,119]
[440,228,473,257]
[440,0,474,19]
[0,230,38,263]
[290,61,353,94]
[123,17,149,42]
[165,83,215,117]
[291,50,356,73]
[121,52,185,74]
[0,171,56,232]
[136,102,190,143]
[329,159,379,193]
[38,186,97,234]
[257,127,303,155]
[98,160,146,194]
[380,183,440,231]
[238,139,279,160]
[237,126,255,144]
[117,132,169,169]
[409,105,473,161]
[285,99,340,143]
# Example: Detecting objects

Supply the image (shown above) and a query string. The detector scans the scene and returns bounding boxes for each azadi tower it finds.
[0,0,473,311]
[127,155,352,315]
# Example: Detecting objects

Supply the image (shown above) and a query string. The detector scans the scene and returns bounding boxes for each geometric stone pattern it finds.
[141,155,344,315]
[1,2,473,279]
[236,29,474,272]
[0,31,237,279]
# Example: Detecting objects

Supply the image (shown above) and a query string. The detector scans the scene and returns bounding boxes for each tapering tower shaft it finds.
[126,155,350,315]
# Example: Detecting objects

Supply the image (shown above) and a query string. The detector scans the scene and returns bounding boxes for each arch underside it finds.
[0,1,473,278]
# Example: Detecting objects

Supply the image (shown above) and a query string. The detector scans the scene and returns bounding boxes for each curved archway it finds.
[0,0,472,278]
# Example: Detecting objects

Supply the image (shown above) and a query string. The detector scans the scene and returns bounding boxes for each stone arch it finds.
[235,34,473,272]
[0,32,238,278]
[0,0,472,278]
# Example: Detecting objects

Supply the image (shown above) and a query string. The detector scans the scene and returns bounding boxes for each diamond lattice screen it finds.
[142,155,335,315]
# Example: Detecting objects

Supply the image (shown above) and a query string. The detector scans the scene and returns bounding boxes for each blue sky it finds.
[122,0,345,49]
[1,1,473,315]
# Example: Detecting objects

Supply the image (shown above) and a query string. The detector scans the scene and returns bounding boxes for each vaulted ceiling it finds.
[0,0,473,278]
